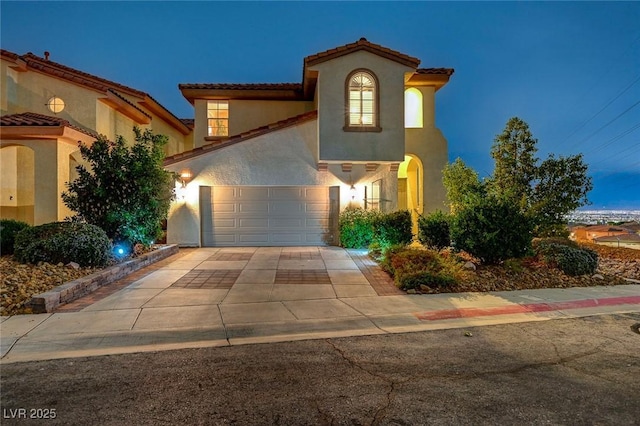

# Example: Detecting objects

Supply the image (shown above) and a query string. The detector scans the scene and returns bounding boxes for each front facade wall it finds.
[0,138,78,225]
[309,51,413,162]
[192,99,314,148]
[166,119,398,247]
[1,58,187,156]
[404,85,449,213]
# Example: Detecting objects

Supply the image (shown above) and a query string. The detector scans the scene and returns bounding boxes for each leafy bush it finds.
[14,222,112,267]
[380,246,464,291]
[450,195,534,264]
[339,208,381,248]
[62,127,175,247]
[372,210,413,248]
[418,210,451,250]
[0,219,30,255]
[534,239,598,276]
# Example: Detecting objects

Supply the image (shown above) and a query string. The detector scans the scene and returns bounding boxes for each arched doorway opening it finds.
[0,144,35,224]
[398,154,423,235]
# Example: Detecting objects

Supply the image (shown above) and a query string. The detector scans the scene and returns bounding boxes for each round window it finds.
[47,97,65,113]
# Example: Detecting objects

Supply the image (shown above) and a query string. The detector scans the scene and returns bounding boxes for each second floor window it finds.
[207,101,229,137]
[347,71,377,128]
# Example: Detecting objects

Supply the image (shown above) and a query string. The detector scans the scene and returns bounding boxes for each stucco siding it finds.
[309,51,413,162]
[166,119,398,246]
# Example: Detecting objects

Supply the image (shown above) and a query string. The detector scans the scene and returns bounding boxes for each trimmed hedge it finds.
[373,210,413,248]
[0,219,30,255]
[418,210,451,250]
[14,222,112,267]
[339,208,382,249]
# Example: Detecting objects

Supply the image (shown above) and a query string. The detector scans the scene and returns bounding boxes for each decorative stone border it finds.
[30,244,179,313]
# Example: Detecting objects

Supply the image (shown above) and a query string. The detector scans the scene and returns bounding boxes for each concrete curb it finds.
[29,245,179,313]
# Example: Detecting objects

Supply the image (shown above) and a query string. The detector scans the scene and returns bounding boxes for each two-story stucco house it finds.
[0,49,192,225]
[164,38,453,247]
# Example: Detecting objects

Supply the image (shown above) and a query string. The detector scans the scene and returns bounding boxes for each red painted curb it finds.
[415,295,640,321]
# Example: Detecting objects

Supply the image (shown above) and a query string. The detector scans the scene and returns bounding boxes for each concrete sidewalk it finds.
[2,247,639,363]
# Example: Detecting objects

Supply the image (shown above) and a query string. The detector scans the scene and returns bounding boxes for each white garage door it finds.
[200,186,336,246]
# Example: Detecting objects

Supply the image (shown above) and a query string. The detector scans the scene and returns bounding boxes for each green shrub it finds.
[0,219,30,255]
[373,210,413,248]
[62,127,174,247]
[418,210,451,250]
[380,246,462,291]
[14,222,112,267]
[534,240,598,276]
[339,208,381,248]
[450,196,534,264]
[398,271,456,291]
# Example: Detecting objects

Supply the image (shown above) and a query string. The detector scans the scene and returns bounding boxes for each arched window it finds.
[404,88,423,128]
[345,70,380,131]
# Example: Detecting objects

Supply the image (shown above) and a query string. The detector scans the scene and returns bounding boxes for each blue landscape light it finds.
[113,244,130,259]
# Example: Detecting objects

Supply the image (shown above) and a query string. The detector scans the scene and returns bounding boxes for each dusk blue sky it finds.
[2,1,639,209]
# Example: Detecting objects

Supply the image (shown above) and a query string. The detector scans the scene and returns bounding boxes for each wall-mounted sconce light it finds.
[350,184,357,200]
[179,170,192,188]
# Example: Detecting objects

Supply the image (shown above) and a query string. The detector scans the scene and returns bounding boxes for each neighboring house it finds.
[164,38,454,247]
[0,49,192,225]
[571,224,636,242]
[592,233,640,250]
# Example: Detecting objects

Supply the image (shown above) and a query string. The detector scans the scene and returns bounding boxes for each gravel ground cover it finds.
[1,258,99,316]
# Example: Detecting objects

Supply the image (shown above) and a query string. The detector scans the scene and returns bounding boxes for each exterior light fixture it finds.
[47,96,65,113]
[350,184,357,200]
[179,170,192,188]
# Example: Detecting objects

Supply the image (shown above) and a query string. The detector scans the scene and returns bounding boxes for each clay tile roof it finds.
[179,118,195,128]
[107,89,152,119]
[178,83,302,91]
[416,68,455,76]
[1,49,20,61]
[304,38,420,68]
[1,112,99,138]
[164,110,318,165]
[21,52,146,98]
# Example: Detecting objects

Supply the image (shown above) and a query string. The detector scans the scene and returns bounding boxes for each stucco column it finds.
[32,141,59,225]
[421,86,436,129]
[32,140,75,224]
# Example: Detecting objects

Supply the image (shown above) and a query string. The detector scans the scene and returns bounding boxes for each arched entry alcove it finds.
[0,144,35,224]
[398,154,423,234]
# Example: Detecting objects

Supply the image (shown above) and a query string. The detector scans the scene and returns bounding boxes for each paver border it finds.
[29,245,179,313]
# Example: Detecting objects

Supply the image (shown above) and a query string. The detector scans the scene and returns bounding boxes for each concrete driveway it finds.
[1,246,639,363]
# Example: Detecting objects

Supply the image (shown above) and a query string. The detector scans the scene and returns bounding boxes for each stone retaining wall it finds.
[30,245,179,313]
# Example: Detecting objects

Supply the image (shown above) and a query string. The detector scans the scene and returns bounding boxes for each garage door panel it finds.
[238,187,270,200]
[270,187,303,199]
[214,187,237,200]
[212,218,237,228]
[304,187,327,199]
[239,201,270,213]
[239,234,270,244]
[270,218,304,228]
[213,202,237,213]
[270,201,303,213]
[239,218,269,228]
[305,203,329,212]
[201,185,333,247]
[306,218,329,227]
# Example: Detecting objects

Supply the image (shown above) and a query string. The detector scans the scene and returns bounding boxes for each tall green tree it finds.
[62,127,175,247]
[531,153,593,232]
[489,117,539,202]
[443,117,592,238]
[442,158,484,213]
